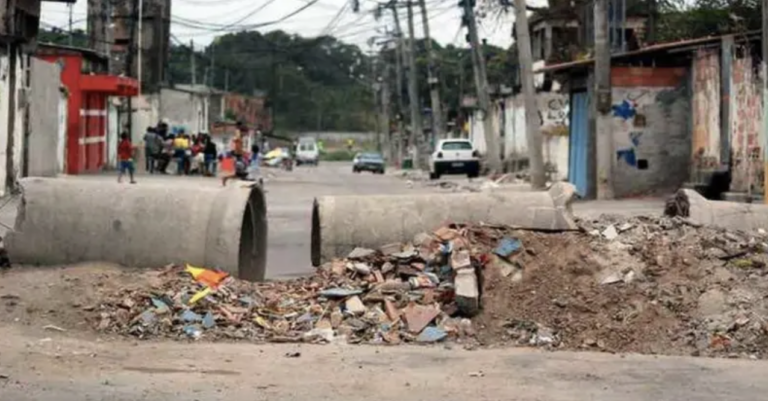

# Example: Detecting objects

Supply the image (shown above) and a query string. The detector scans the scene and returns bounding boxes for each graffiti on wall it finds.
[691,48,721,172]
[537,97,569,136]
[730,53,764,193]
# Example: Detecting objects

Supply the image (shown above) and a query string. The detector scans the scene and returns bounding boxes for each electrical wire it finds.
[170,0,322,33]
[318,1,351,37]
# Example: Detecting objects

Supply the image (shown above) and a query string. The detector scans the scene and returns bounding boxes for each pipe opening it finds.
[238,187,268,281]
[311,198,321,267]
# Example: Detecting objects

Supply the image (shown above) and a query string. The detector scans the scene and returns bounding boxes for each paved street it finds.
[0,323,766,401]
[0,162,665,279]
[3,163,763,401]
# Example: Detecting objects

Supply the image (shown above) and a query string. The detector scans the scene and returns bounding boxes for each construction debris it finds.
[91,227,489,346]
[84,212,768,360]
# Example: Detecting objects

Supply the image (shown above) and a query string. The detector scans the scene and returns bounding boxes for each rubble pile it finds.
[476,215,768,359]
[91,227,487,345]
[90,214,768,359]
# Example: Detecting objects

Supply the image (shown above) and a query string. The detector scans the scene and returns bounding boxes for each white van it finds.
[296,138,319,166]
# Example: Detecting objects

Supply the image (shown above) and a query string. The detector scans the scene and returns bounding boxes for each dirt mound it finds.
[4,215,767,359]
[474,216,768,359]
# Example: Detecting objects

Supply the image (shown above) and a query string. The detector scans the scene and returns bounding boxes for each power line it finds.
[169,0,322,33]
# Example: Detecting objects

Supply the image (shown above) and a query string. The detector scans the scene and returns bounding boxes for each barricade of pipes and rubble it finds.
[93,214,768,359]
[94,225,489,345]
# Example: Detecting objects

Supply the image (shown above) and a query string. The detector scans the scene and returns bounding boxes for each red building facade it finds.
[35,44,138,174]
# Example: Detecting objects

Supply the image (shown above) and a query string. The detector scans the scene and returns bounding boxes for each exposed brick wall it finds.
[730,52,763,193]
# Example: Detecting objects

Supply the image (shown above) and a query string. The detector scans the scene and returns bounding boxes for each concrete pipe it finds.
[6,178,268,281]
[311,183,578,266]
[666,188,768,232]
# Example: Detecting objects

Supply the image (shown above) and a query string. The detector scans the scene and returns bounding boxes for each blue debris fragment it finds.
[180,310,202,323]
[139,309,156,325]
[440,242,454,255]
[319,288,363,298]
[151,298,170,313]
[417,326,448,343]
[239,296,255,307]
[183,324,202,339]
[424,272,440,285]
[494,238,522,258]
[202,312,216,329]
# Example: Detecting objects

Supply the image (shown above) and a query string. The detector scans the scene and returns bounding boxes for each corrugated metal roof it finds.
[536,31,760,73]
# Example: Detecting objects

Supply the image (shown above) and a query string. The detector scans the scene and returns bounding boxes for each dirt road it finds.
[0,324,766,401]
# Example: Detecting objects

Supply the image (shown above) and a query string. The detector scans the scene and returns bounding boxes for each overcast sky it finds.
[39,0,537,51]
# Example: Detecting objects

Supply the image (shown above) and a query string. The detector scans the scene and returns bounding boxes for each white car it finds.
[296,139,319,166]
[429,139,480,180]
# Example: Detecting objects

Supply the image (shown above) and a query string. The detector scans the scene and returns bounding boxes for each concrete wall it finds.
[610,82,691,197]
[56,91,67,173]
[691,48,721,177]
[469,92,570,180]
[27,57,61,177]
[0,48,25,196]
[729,52,763,193]
[158,88,209,133]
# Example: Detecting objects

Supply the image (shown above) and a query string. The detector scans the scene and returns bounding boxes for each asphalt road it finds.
[0,162,664,279]
[0,324,766,401]
[3,163,756,401]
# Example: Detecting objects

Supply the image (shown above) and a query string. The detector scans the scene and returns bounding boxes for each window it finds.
[361,153,382,161]
[300,143,315,152]
[441,141,473,151]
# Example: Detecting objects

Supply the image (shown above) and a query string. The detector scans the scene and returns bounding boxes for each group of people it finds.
[117,121,265,186]
[143,122,220,177]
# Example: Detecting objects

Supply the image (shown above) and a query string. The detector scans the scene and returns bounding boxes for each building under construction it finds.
[88,0,171,93]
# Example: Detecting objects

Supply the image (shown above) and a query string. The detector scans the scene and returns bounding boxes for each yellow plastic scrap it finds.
[188,287,212,305]
[253,315,271,330]
[185,264,229,288]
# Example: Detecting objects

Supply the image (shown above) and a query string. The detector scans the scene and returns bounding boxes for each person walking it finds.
[143,127,162,174]
[117,132,137,184]
[173,130,190,175]
[221,122,247,186]
[203,135,218,176]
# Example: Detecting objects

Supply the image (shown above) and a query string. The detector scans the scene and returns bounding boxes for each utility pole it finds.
[389,2,406,166]
[594,0,614,199]
[417,0,444,145]
[371,53,382,152]
[513,0,546,189]
[190,40,196,85]
[763,0,768,203]
[68,3,74,46]
[461,0,502,173]
[209,45,216,88]
[405,1,423,168]
[125,0,139,140]
[138,0,143,96]
[382,60,392,160]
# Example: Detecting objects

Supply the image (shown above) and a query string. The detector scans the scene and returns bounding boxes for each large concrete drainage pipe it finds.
[6,178,268,281]
[311,182,578,266]
[665,188,768,232]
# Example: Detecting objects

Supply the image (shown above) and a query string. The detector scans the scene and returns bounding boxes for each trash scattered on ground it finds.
[85,213,768,360]
[43,325,67,333]
[91,226,488,346]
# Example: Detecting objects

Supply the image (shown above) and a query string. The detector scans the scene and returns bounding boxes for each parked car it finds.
[296,139,319,166]
[428,139,480,179]
[352,152,386,174]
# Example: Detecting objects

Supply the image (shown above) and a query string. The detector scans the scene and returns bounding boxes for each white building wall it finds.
[470,92,570,180]
[0,48,25,196]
